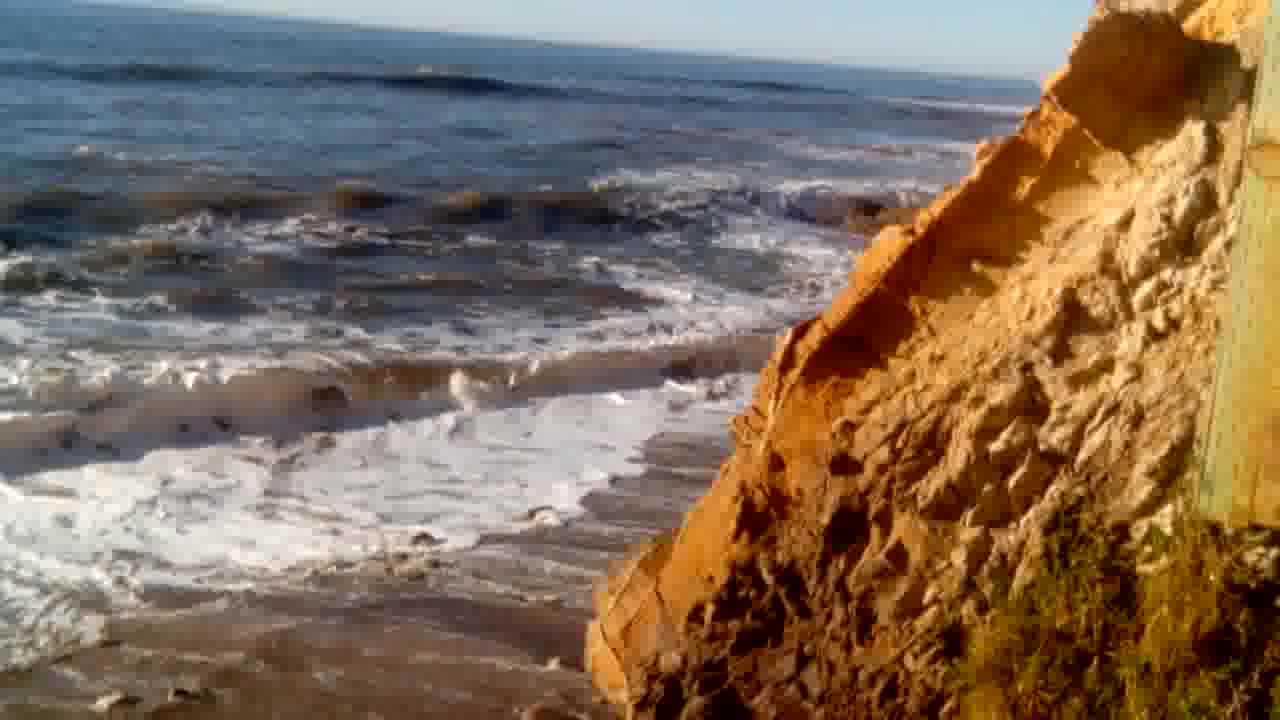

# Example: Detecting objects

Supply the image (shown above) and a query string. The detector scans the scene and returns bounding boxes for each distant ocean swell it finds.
[0,58,1029,120]
[5,59,569,98]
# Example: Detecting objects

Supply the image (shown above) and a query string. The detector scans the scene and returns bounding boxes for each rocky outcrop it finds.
[587,1,1268,717]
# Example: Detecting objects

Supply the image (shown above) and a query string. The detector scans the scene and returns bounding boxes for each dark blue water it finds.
[0,0,1035,197]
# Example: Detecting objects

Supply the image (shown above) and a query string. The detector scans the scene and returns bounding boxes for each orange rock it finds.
[586,1,1267,713]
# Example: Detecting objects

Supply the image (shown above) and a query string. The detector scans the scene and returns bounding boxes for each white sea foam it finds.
[0,360,755,669]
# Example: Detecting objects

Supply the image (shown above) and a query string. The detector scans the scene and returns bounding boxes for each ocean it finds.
[0,0,1036,690]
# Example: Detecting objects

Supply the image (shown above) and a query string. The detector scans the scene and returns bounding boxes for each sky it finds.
[152,1,1094,79]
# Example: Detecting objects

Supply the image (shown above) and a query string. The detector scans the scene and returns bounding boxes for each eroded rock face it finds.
[588,0,1266,717]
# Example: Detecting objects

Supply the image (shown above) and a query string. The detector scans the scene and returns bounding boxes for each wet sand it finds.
[1,431,728,719]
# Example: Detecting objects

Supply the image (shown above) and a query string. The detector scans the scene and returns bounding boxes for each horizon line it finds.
[84,0,1047,86]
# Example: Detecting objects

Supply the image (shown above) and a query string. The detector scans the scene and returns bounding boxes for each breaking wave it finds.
[0,335,774,465]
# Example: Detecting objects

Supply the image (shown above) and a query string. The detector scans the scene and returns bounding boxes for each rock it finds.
[1117,319,1152,362]
[164,287,260,318]
[987,419,1037,471]
[1050,11,1202,148]
[1030,290,1073,357]
[1113,417,1194,522]
[797,661,825,701]
[1199,201,1239,265]
[882,572,930,622]
[960,596,986,625]
[1101,0,1202,21]
[1138,555,1175,576]
[974,372,1037,437]
[1010,546,1043,599]
[1007,453,1056,515]
[0,260,78,295]
[392,558,432,581]
[917,448,983,522]
[852,552,899,584]
[782,187,878,227]
[1113,473,1168,524]
[1102,204,1137,232]
[307,385,349,414]
[429,191,514,224]
[525,190,628,228]
[587,532,678,707]
[658,649,685,676]
[167,687,214,703]
[410,531,443,547]
[916,603,946,632]
[519,702,578,720]
[1110,360,1142,391]
[1148,502,1179,538]
[1231,526,1280,547]
[974,137,1002,164]
[1122,173,1215,283]
[1132,273,1170,312]
[1241,546,1280,581]
[844,205,920,237]
[1150,118,1214,178]
[1234,10,1269,68]
[1038,395,1101,457]
[522,505,565,527]
[677,693,717,720]
[920,373,1038,521]
[149,687,216,716]
[950,528,994,583]
[976,544,1014,600]
[750,687,811,720]
[964,482,1013,528]
[1149,306,1175,336]
[1077,411,1120,470]
[1075,271,1128,329]
[922,582,944,609]
[93,690,140,713]
[757,648,800,683]
[1065,351,1115,390]
[331,182,398,213]
[312,433,338,452]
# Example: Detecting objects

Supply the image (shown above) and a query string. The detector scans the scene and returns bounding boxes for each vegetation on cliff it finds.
[958,482,1280,719]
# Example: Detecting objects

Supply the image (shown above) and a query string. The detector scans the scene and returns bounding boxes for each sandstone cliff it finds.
[588,1,1279,718]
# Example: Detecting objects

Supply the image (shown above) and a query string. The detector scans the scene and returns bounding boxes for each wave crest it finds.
[0,335,775,462]
[10,60,572,100]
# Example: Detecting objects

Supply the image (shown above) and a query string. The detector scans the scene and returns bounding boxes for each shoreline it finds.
[1,430,727,718]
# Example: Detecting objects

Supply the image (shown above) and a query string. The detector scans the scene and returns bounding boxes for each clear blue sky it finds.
[164,1,1094,79]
